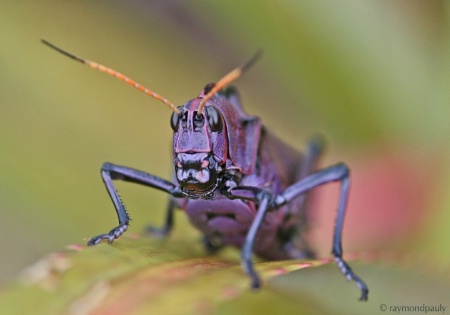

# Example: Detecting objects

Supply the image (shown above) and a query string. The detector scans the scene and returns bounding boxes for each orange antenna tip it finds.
[197,50,262,114]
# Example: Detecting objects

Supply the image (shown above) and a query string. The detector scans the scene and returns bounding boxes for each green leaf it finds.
[1,235,449,315]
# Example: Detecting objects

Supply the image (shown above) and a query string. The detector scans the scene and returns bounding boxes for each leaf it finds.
[1,235,449,315]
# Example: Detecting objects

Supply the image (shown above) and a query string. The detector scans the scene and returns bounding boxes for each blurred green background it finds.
[0,0,449,286]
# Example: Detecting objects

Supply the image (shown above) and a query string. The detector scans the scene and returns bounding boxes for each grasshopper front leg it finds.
[225,187,272,289]
[241,192,271,288]
[228,163,369,301]
[88,162,183,245]
[278,162,369,301]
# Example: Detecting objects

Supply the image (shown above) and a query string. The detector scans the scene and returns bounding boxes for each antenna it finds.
[196,50,262,114]
[41,39,180,114]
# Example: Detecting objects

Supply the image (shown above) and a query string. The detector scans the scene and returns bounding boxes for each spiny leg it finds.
[224,187,273,288]
[278,163,369,301]
[331,175,369,301]
[241,193,271,288]
[144,198,176,238]
[228,163,368,300]
[88,162,182,245]
[87,167,130,245]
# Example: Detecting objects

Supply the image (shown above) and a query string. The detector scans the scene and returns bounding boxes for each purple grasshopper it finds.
[42,40,368,301]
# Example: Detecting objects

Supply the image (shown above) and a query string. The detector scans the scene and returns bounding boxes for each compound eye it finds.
[170,111,180,131]
[206,106,223,132]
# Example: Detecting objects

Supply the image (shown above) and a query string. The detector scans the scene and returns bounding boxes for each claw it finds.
[87,235,107,246]
[334,257,369,301]
[87,224,128,246]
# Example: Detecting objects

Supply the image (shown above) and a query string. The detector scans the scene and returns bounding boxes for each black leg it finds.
[228,163,369,301]
[225,187,271,288]
[294,136,324,209]
[241,193,270,288]
[144,198,176,237]
[88,162,182,246]
[278,163,368,301]
[331,176,369,301]
[284,136,324,221]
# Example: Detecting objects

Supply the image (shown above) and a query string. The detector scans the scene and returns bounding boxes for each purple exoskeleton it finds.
[42,40,369,301]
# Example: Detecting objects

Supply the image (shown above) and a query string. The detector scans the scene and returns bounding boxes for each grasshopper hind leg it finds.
[282,135,325,259]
